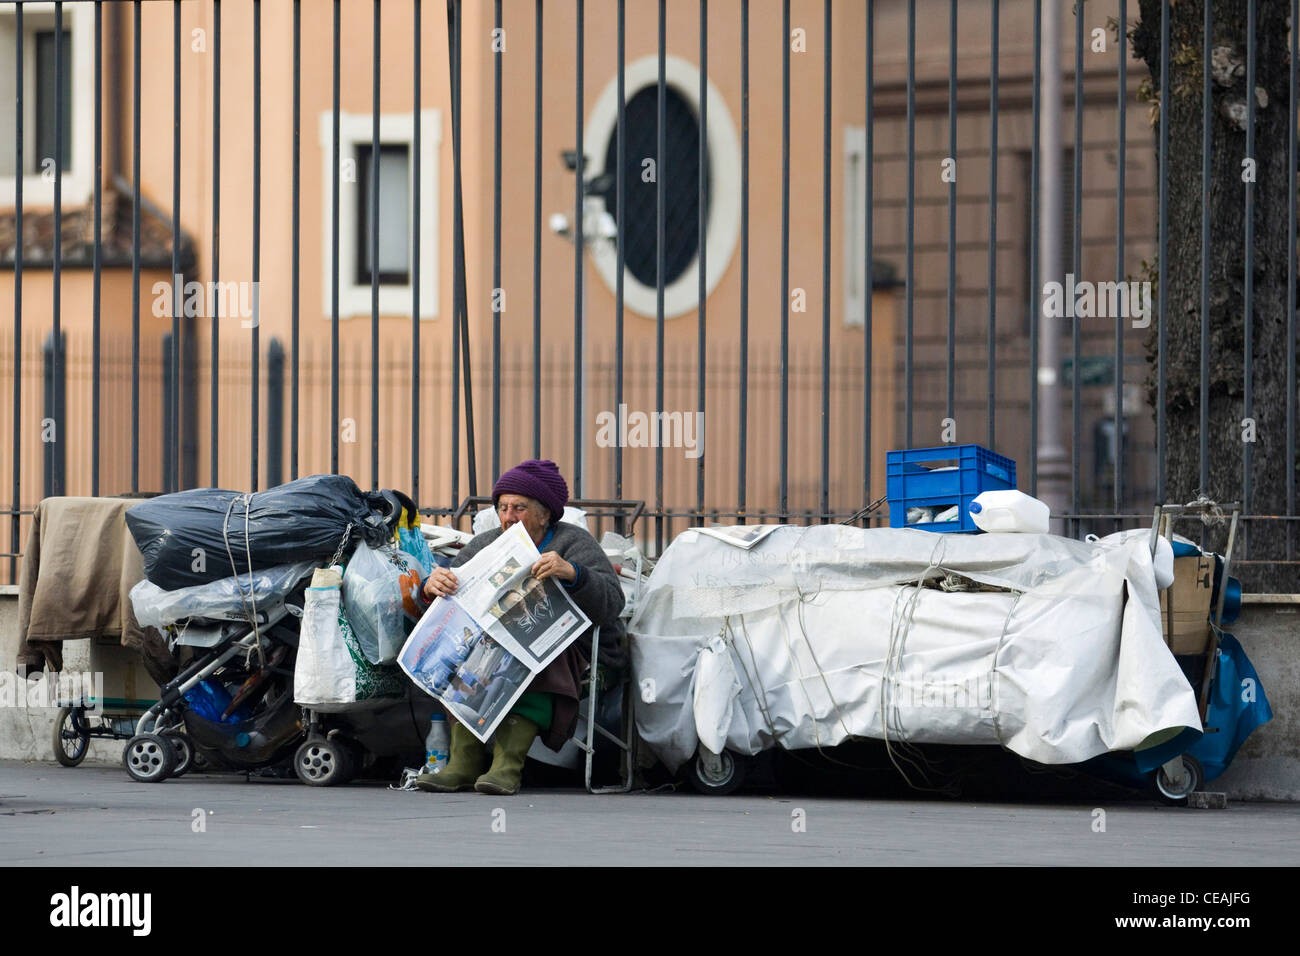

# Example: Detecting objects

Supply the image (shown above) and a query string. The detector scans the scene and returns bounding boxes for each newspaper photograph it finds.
[396,522,591,742]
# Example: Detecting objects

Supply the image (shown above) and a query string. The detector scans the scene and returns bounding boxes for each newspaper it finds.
[397,522,591,742]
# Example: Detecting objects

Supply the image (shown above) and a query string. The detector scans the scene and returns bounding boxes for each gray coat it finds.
[450,521,626,749]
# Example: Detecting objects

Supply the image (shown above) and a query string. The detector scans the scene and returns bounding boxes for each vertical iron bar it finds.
[1243,0,1256,523]
[945,0,955,427]
[11,2,22,582]
[450,0,462,504]
[1028,0,1040,497]
[1199,0,1211,502]
[492,0,502,482]
[370,0,380,490]
[655,0,666,550]
[331,0,341,474]
[1115,0,1126,522]
[93,1,102,497]
[251,0,261,491]
[864,0,873,515]
[987,0,998,450]
[449,0,478,500]
[1157,0,1169,503]
[52,2,63,496]
[291,0,301,480]
[132,0,141,492]
[615,0,625,503]
[171,0,181,493]
[904,0,915,447]
[211,0,221,486]
[574,0,584,497]
[1289,0,1298,562]
[698,0,709,525]
[532,0,543,460]
[738,0,749,522]
[780,0,790,519]
[412,0,422,505]
[820,0,830,521]
[1072,2,1083,535]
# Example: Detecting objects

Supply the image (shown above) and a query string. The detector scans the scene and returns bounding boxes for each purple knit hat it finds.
[492,459,569,526]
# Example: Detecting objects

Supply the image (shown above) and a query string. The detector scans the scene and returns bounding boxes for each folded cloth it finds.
[15,496,175,686]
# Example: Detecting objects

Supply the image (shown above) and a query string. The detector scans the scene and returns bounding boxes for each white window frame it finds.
[0,2,95,208]
[583,54,741,320]
[843,126,868,327]
[317,109,441,319]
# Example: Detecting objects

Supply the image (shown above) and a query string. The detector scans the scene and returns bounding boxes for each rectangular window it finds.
[355,143,411,286]
[0,5,93,206]
[317,109,442,319]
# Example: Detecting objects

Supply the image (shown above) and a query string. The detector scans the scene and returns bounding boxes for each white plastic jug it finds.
[968,490,1050,533]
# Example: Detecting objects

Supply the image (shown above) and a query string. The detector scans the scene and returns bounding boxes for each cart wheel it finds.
[1154,754,1204,805]
[164,733,194,779]
[122,733,177,783]
[294,738,354,787]
[684,747,749,796]
[52,706,91,768]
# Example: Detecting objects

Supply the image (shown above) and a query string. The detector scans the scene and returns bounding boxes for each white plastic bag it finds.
[342,542,425,665]
[294,576,405,711]
[131,560,314,630]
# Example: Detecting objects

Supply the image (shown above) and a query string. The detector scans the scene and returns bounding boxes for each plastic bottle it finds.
[968,490,1050,534]
[423,713,450,774]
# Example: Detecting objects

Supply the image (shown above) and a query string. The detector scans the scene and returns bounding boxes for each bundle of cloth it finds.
[16,496,173,686]
[629,524,1202,773]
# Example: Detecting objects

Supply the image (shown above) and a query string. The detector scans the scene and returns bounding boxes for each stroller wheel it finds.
[294,738,354,787]
[123,733,177,783]
[164,733,194,779]
[53,706,91,767]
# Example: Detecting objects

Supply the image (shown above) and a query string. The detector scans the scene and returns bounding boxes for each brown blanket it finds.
[16,497,174,685]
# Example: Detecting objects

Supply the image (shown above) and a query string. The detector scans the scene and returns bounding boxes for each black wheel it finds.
[123,733,177,783]
[53,706,91,768]
[164,733,193,778]
[684,748,749,796]
[1154,754,1204,805]
[294,738,354,787]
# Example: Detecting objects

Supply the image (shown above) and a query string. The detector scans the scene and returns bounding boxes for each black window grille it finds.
[602,83,707,289]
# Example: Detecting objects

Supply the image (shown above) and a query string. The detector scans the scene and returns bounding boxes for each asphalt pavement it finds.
[2,760,1298,866]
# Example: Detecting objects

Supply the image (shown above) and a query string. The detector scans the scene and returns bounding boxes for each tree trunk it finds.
[1133,0,1299,593]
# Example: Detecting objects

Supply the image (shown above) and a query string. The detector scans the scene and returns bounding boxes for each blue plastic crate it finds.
[886,444,1017,533]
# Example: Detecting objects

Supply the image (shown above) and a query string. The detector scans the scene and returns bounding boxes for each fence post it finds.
[42,332,66,499]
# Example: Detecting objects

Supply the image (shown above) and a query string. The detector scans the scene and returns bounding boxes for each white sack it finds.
[629,525,1201,773]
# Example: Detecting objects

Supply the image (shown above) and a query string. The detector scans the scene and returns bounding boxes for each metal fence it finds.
[1,0,1296,588]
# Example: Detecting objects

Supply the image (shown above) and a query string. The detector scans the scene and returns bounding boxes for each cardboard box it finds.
[1158,554,1214,655]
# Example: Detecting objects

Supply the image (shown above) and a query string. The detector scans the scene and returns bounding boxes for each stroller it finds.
[121,477,433,784]
[122,571,309,782]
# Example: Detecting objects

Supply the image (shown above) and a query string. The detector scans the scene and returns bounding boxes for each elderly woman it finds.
[416,459,625,795]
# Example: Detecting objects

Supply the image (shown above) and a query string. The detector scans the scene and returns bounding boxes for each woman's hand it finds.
[530,552,576,583]
[422,567,460,599]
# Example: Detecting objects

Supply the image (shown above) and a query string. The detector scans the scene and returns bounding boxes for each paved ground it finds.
[2,760,1298,866]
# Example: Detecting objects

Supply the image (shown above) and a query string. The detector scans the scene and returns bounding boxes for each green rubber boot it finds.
[474,715,539,796]
[416,721,486,792]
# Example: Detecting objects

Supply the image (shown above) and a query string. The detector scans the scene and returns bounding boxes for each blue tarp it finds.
[1187,632,1273,781]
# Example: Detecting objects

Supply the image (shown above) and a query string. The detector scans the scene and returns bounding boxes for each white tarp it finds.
[628,525,1201,773]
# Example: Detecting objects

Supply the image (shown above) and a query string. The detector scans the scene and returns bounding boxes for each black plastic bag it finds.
[126,474,392,590]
